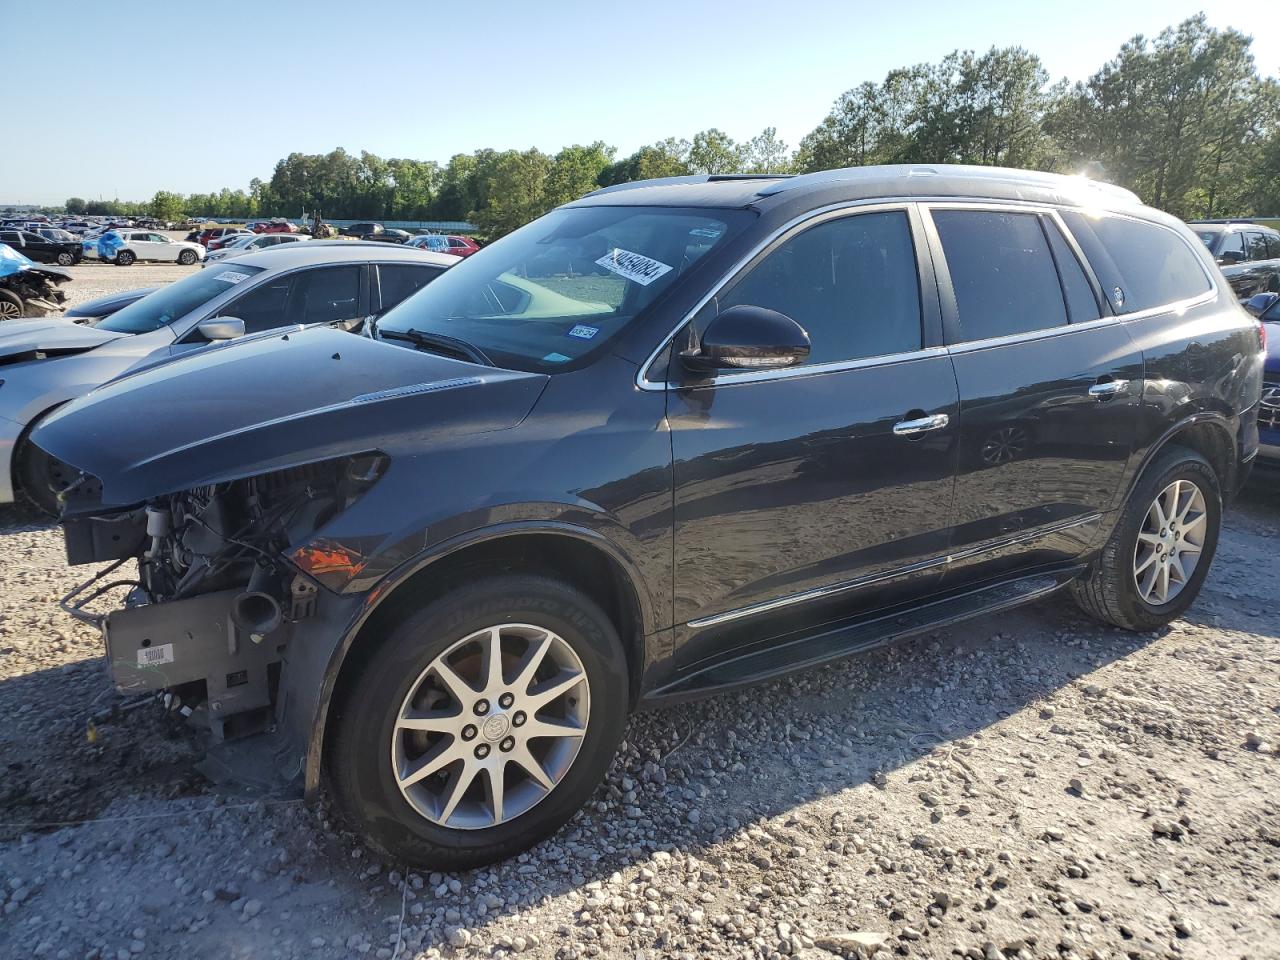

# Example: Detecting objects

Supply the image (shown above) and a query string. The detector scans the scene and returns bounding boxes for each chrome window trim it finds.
[636,198,930,392]
[686,512,1101,629]
[678,345,950,388]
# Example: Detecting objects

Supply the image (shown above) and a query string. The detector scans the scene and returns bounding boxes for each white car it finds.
[83,230,205,266]
[202,232,309,265]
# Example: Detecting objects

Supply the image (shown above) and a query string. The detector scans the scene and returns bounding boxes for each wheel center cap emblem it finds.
[482,714,510,742]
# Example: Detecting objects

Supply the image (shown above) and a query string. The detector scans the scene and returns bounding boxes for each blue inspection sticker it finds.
[542,352,572,363]
[567,324,600,340]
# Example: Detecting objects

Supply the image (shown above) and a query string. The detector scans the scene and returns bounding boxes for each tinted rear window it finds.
[933,210,1068,342]
[1061,212,1211,314]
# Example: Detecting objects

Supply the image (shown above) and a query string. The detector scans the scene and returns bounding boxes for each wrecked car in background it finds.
[0,244,455,512]
[0,243,70,320]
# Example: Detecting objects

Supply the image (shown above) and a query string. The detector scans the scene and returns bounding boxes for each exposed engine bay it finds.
[60,453,386,739]
[0,261,70,317]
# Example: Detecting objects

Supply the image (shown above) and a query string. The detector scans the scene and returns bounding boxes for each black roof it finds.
[572,164,1146,218]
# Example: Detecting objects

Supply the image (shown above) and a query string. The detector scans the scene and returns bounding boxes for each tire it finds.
[0,289,22,321]
[115,250,136,266]
[56,251,74,266]
[177,249,197,265]
[327,574,629,870]
[1071,445,1221,631]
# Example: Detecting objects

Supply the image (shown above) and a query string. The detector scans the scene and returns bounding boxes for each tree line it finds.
[62,15,1280,237]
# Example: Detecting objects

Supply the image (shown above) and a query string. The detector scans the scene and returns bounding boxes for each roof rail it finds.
[584,175,713,198]
[1186,218,1274,225]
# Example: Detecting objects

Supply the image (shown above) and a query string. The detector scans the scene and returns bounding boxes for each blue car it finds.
[1243,293,1280,464]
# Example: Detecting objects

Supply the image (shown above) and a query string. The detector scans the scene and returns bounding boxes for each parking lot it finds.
[0,264,1277,960]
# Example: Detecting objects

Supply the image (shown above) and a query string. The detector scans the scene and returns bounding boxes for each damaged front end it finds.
[61,453,386,741]
[0,245,71,316]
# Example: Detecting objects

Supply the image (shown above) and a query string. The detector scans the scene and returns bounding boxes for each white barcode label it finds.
[137,643,174,667]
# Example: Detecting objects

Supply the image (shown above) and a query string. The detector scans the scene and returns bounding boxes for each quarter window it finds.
[1060,212,1212,314]
[932,210,1067,341]
[711,210,923,365]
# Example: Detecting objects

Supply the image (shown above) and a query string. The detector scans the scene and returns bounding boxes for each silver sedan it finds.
[0,243,456,511]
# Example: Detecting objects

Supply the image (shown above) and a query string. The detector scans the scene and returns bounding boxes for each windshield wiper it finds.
[379,328,493,366]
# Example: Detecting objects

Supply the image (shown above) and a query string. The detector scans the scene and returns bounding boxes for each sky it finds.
[3,0,1277,206]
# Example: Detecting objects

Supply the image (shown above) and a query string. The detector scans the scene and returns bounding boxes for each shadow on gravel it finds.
[0,500,55,535]
[2,484,1277,957]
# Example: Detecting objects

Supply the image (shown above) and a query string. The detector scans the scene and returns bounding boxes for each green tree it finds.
[688,128,742,174]
[741,127,792,173]
[65,197,87,215]
[149,190,186,222]
[545,142,615,208]
[472,148,552,237]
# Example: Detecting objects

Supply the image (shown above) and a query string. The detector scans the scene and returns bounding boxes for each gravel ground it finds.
[1,267,1278,959]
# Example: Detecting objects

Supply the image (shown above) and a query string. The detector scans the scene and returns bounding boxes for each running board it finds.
[645,569,1079,704]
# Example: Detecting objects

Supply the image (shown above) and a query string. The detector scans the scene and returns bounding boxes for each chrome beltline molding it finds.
[685,512,1102,628]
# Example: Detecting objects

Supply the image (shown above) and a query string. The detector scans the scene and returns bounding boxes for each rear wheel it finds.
[115,250,136,266]
[1071,446,1221,631]
[177,249,197,265]
[0,289,22,321]
[327,574,628,869]
[56,251,74,266]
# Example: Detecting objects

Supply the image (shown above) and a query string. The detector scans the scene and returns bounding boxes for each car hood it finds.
[31,326,549,513]
[0,318,127,362]
[64,286,157,319]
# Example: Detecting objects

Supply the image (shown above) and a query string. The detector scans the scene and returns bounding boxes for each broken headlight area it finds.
[60,453,387,739]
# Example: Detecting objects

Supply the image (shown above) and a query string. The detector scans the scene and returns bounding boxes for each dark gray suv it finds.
[35,165,1264,869]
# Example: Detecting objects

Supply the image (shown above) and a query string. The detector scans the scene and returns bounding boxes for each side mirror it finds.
[197,317,245,341]
[682,304,811,373]
[1218,251,1244,265]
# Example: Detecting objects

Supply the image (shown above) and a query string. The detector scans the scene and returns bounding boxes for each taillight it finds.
[1258,321,1267,353]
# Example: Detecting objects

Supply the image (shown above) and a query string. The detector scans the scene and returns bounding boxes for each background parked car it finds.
[82,230,204,266]
[206,230,256,251]
[0,244,70,320]
[406,233,481,257]
[341,221,383,238]
[248,220,297,234]
[0,228,82,266]
[363,227,411,244]
[203,232,309,264]
[1190,221,1280,298]
[0,243,458,512]
[196,226,251,248]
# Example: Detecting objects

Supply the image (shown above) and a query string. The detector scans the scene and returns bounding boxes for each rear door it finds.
[669,205,960,667]
[922,205,1144,587]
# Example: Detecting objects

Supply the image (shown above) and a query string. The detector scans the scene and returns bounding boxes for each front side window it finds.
[220,275,291,333]
[1061,212,1212,314]
[1218,231,1246,262]
[704,210,922,365]
[933,210,1067,341]
[378,206,751,372]
[97,264,266,334]
[292,265,362,325]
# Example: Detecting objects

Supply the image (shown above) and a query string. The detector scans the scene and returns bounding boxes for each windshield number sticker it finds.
[213,271,252,284]
[595,248,672,286]
[567,324,599,340]
[137,643,174,668]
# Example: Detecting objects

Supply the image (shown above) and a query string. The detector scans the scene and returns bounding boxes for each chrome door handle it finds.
[893,413,950,436]
[1088,378,1129,400]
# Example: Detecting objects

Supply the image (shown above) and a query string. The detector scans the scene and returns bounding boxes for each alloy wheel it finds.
[1132,478,1207,605]
[390,623,590,830]
[0,300,21,320]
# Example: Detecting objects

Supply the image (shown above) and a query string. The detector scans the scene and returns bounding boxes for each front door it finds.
[669,206,960,668]
[921,205,1144,586]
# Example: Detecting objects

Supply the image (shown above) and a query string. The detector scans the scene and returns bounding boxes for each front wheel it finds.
[1071,446,1221,631]
[327,574,628,869]
[115,250,136,266]
[177,249,197,265]
[56,251,75,266]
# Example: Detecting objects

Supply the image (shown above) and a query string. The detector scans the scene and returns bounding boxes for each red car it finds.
[205,229,255,251]
[196,227,249,248]
[406,234,482,257]
[246,220,298,234]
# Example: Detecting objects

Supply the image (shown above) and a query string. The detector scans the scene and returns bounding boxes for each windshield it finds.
[377,206,750,372]
[96,264,265,333]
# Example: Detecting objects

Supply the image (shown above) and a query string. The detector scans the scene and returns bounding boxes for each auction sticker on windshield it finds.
[595,248,673,286]
[213,271,252,284]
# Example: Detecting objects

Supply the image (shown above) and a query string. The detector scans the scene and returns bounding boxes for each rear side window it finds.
[377,264,442,313]
[1245,233,1270,261]
[712,209,923,365]
[1060,213,1212,314]
[932,210,1067,341]
[1044,219,1102,323]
